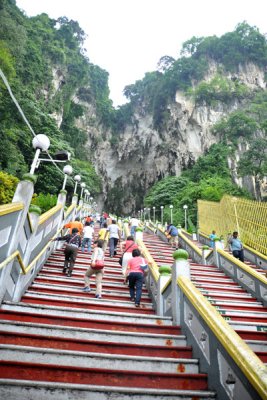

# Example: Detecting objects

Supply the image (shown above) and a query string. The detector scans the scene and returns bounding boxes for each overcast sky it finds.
[16,0,267,107]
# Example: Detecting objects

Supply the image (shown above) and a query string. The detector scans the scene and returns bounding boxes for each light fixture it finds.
[74,174,81,193]
[62,164,73,190]
[30,134,50,174]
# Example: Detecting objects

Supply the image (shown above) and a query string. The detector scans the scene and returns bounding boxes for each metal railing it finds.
[198,195,267,256]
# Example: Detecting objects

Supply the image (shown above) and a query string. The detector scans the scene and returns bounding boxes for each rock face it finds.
[66,62,266,213]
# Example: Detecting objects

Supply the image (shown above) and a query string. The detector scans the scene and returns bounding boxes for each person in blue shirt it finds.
[228,231,244,262]
[209,230,217,248]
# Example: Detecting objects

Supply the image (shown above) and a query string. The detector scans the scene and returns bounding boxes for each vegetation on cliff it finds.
[0,0,104,201]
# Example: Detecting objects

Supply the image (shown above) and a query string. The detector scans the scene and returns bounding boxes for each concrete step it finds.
[29,283,152,303]
[0,320,186,346]
[0,344,200,374]
[2,301,171,325]
[35,274,149,293]
[0,308,177,334]
[0,330,192,358]
[0,379,216,399]
[21,292,155,314]
[0,360,209,390]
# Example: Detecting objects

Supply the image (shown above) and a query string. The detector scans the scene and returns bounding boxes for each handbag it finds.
[118,242,135,266]
[91,259,104,270]
[140,257,148,272]
[91,248,104,270]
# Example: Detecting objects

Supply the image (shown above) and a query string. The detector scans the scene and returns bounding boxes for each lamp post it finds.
[144,207,146,222]
[140,209,143,221]
[74,175,81,193]
[30,134,50,174]
[147,207,151,221]
[62,165,73,190]
[169,204,173,224]
[183,204,188,231]
[160,206,164,226]
[80,182,86,198]
[152,206,156,223]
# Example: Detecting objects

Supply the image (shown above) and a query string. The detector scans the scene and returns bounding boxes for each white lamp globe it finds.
[74,175,81,182]
[63,165,73,175]
[32,134,50,151]
[81,182,86,188]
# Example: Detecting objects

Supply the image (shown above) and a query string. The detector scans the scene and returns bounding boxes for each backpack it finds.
[170,226,178,236]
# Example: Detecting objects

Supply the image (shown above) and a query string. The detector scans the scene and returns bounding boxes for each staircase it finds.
[143,232,267,364]
[0,239,216,399]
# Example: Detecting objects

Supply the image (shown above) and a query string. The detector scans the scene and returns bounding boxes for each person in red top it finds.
[125,249,151,307]
[120,236,139,276]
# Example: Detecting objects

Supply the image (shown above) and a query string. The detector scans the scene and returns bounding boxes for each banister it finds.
[65,203,75,218]
[38,204,62,225]
[0,227,63,275]
[25,228,62,273]
[217,248,267,285]
[136,238,160,282]
[0,250,26,274]
[179,231,202,256]
[179,275,267,399]
[0,202,24,216]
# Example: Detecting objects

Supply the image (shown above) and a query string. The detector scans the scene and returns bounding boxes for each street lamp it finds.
[160,205,164,226]
[62,165,73,190]
[169,205,173,224]
[80,182,86,198]
[74,174,81,193]
[147,207,151,221]
[84,189,89,202]
[183,204,188,231]
[144,207,146,222]
[30,134,50,174]
[152,206,156,223]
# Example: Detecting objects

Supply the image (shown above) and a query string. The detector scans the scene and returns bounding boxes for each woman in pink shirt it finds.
[126,249,150,307]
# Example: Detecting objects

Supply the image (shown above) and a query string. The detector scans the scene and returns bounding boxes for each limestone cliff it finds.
[58,62,266,214]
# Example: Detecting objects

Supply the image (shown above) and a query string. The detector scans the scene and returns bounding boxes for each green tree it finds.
[237,137,267,200]
[0,170,19,204]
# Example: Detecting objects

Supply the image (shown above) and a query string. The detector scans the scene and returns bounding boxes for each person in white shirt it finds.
[130,217,140,236]
[81,222,94,253]
[104,219,121,258]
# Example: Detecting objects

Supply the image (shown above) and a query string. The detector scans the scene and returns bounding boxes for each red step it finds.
[0,331,192,358]
[0,309,178,334]
[0,361,208,390]
[21,296,155,314]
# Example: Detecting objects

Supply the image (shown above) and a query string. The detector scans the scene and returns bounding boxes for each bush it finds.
[0,171,19,204]
[31,192,57,213]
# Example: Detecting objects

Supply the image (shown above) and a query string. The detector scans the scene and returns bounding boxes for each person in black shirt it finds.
[53,228,81,277]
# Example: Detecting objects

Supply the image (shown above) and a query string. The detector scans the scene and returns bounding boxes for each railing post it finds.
[156,266,172,315]
[0,177,36,303]
[213,240,222,268]
[171,249,190,325]
[202,246,210,265]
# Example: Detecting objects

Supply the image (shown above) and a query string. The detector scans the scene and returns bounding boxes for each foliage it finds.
[31,192,57,213]
[144,144,251,226]
[0,170,19,204]
[212,111,259,143]
[237,137,267,200]
[190,74,249,105]
[0,0,102,202]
